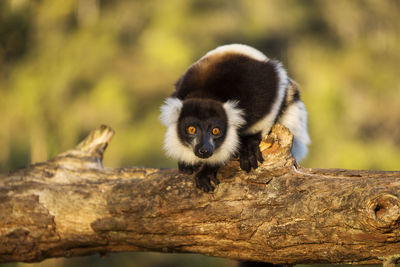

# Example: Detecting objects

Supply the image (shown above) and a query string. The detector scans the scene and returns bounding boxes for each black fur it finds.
[239,133,264,173]
[275,79,300,124]
[177,98,228,157]
[195,165,220,192]
[175,54,279,132]
[275,87,288,125]
[172,51,282,192]
[176,98,228,191]
[178,161,200,174]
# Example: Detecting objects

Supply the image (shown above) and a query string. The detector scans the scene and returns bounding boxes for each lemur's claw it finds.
[195,171,219,192]
[195,175,214,192]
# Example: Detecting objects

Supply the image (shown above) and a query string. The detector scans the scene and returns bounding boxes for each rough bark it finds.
[1,124,400,265]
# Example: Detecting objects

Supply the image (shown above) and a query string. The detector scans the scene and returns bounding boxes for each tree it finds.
[1,125,400,265]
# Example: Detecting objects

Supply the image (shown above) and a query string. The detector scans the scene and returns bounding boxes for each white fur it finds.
[245,62,288,137]
[202,44,268,62]
[162,100,245,166]
[160,97,183,126]
[213,100,246,163]
[278,100,310,162]
[223,100,246,129]
[163,124,199,165]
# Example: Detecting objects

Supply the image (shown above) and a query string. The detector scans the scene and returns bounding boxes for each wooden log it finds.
[1,124,400,265]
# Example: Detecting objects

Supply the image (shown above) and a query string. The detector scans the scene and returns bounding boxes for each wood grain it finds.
[1,124,400,264]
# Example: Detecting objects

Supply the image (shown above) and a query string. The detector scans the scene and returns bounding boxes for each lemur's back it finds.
[174,50,284,131]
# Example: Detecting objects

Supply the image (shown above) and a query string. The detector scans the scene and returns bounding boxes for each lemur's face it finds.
[177,99,227,159]
[161,97,245,165]
[178,116,227,158]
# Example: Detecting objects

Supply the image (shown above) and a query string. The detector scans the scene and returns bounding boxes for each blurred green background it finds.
[1,0,399,266]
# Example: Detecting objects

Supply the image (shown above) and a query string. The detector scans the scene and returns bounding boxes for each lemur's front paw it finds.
[195,170,220,193]
[178,162,200,174]
[239,134,264,172]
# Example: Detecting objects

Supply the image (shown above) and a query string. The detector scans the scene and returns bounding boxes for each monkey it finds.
[160,44,310,192]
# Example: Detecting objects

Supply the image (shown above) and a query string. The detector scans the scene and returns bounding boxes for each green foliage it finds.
[1,0,399,172]
[0,1,399,264]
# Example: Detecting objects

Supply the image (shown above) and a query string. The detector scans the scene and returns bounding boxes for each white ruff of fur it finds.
[278,100,311,162]
[160,97,183,126]
[245,61,288,137]
[202,43,268,62]
[161,99,245,166]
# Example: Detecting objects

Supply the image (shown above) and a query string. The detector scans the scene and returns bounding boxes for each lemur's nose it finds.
[197,147,213,158]
[199,148,209,155]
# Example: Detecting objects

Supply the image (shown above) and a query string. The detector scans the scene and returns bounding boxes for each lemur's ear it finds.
[160,97,183,126]
[222,100,246,129]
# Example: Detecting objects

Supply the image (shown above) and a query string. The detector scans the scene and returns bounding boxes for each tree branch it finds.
[1,124,400,265]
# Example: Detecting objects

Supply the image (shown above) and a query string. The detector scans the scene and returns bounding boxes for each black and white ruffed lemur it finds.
[160,44,310,192]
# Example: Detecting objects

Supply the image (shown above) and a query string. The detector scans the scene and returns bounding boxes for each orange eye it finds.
[187,126,196,134]
[212,127,220,135]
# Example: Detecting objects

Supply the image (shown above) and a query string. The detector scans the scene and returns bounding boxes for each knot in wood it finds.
[259,124,296,169]
[366,194,400,231]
